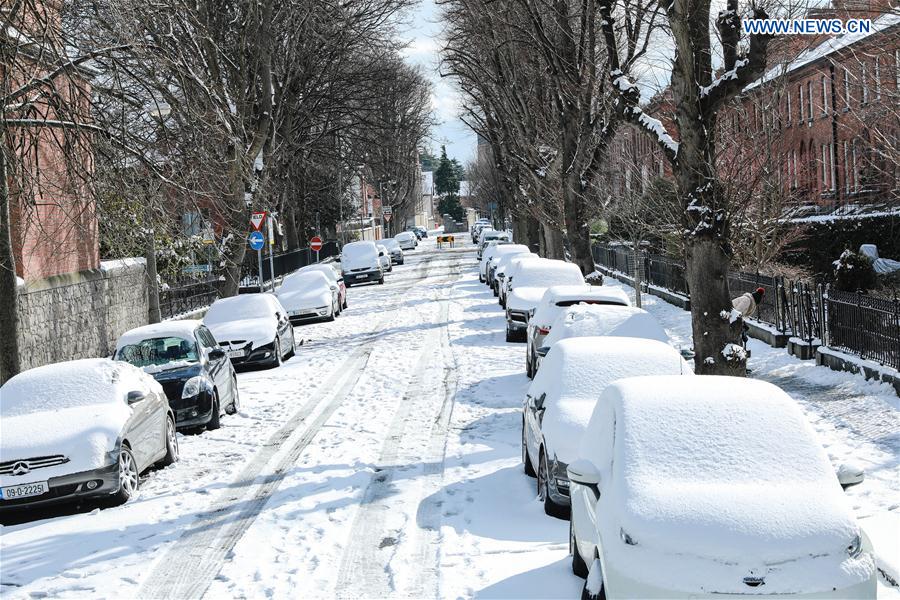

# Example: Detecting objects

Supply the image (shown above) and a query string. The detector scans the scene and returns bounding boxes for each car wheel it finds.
[379,277,385,285]
[286,331,296,359]
[582,558,607,600]
[207,393,221,430]
[113,445,139,505]
[522,424,536,477]
[271,337,283,368]
[505,326,515,343]
[157,415,179,467]
[571,519,589,578]
[538,450,569,519]
[327,304,336,322]
[493,286,499,297]
[526,349,534,379]
[225,376,239,415]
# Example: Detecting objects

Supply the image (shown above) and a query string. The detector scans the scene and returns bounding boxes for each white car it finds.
[376,244,392,272]
[485,244,531,288]
[341,241,384,286]
[525,286,631,378]
[477,230,510,260]
[380,238,404,265]
[505,260,585,342]
[480,243,526,283]
[523,337,689,518]
[395,231,417,251]
[203,293,296,369]
[0,359,177,512]
[570,375,874,599]
[298,263,347,311]
[497,253,541,305]
[535,304,672,372]
[277,270,340,323]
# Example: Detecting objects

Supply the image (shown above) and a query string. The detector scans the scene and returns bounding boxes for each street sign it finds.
[248,231,265,251]
[309,236,323,252]
[383,214,392,222]
[250,211,267,231]
[201,227,215,245]
[382,206,393,215]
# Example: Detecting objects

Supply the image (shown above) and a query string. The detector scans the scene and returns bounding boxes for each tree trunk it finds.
[563,181,595,274]
[0,134,22,384]
[541,221,565,259]
[146,233,161,324]
[632,244,643,308]
[285,205,300,251]
[685,237,746,375]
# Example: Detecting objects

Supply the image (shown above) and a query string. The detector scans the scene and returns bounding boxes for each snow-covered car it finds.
[472,219,491,242]
[477,230,510,260]
[523,337,689,518]
[376,244,392,272]
[203,293,296,369]
[341,241,384,286]
[115,320,240,431]
[536,305,671,371]
[505,260,585,342]
[497,253,541,305]
[298,262,347,311]
[394,231,417,251]
[413,226,427,238]
[478,240,512,281]
[380,238,404,265]
[485,244,530,287]
[277,270,340,323]
[570,375,874,599]
[0,359,177,512]
[525,286,631,378]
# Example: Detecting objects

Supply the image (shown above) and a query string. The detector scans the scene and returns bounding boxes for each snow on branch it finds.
[698,58,747,99]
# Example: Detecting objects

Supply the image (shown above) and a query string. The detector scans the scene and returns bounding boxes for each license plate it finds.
[357,274,368,279]
[1,481,49,500]
[227,350,245,358]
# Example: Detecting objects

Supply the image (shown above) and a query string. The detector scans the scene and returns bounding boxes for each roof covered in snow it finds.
[543,305,669,348]
[116,320,202,349]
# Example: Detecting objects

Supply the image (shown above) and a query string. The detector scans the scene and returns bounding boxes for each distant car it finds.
[298,262,347,311]
[505,260,585,342]
[203,293,296,369]
[496,253,540,303]
[376,244,393,272]
[477,230,510,260]
[535,304,673,372]
[277,270,340,323]
[413,226,427,238]
[472,220,492,243]
[523,337,689,517]
[0,359,177,511]
[341,241,384,287]
[485,244,530,287]
[115,320,240,431]
[395,231,417,251]
[380,238,404,265]
[570,375,874,599]
[525,286,631,378]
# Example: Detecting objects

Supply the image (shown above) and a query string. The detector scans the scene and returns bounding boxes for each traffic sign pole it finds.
[267,218,275,290]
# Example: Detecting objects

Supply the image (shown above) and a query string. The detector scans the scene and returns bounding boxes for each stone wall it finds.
[16,259,148,371]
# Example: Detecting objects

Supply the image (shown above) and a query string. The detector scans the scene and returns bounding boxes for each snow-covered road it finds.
[1,239,897,598]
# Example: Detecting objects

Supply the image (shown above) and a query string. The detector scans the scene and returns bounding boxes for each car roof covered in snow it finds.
[511,259,584,289]
[531,286,631,327]
[204,293,282,324]
[1,358,155,415]
[281,270,331,292]
[342,240,378,255]
[497,252,539,275]
[116,320,202,349]
[579,375,861,583]
[543,304,669,348]
[298,263,339,280]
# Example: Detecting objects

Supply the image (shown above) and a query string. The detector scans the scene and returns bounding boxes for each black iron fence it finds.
[239,241,340,289]
[159,277,219,319]
[592,243,900,370]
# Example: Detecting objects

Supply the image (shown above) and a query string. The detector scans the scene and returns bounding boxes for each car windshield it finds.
[116,336,199,367]
[205,295,273,323]
[382,239,400,250]
[342,242,377,261]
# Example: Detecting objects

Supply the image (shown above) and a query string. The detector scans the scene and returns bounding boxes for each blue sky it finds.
[399,0,477,166]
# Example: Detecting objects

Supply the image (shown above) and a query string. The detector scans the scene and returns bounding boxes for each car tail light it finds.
[537,326,550,335]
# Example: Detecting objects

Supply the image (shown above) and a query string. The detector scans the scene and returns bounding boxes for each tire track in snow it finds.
[333,256,464,599]
[138,255,443,600]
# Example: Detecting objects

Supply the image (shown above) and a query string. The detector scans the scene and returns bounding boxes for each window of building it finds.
[861,62,869,104]
[852,139,859,192]
[799,85,804,121]
[786,92,792,124]
[874,56,881,100]
[829,143,836,191]
[821,75,829,114]
[821,144,828,190]
[843,141,850,194]
[807,81,814,119]
[843,68,851,108]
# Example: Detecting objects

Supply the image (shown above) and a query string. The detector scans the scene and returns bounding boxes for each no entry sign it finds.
[310,236,323,252]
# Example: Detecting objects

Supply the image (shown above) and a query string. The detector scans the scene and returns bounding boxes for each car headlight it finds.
[846,535,862,558]
[182,376,206,399]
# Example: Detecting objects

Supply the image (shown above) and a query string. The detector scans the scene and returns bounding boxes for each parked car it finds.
[0,359,177,511]
[523,337,689,518]
[505,260,585,342]
[203,293,296,369]
[413,226,428,238]
[485,244,530,287]
[298,262,347,311]
[525,286,631,378]
[394,231,418,251]
[376,243,393,272]
[496,253,540,302]
[341,241,384,287]
[471,219,491,243]
[535,304,672,372]
[477,240,511,280]
[477,230,510,260]
[277,270,340,323]
[115,320,240,431]
[570,375,874,599]
[380,238,404,265]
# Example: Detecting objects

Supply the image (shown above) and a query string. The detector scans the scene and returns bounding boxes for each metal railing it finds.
[159,277,219,319]
[239,242,340,289]
[592,242,899,370]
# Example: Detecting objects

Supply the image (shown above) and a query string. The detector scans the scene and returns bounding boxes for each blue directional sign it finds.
[248,231,265,251]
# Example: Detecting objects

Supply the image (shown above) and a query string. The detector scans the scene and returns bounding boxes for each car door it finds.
[124,386,155,469]
[271,298,293,353]
[197,327,228,397]
[523,390,546,467]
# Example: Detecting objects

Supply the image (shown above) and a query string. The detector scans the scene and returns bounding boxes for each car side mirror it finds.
[208,348,226,361]
[533,392,546,410]
[127,390,147,404]
[679,346,696,360]
[837,463,865,490]
[536,346,550,358]
[568,459,601,487]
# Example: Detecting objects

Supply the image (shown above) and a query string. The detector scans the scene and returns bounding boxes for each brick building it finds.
[608,3,899,217]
